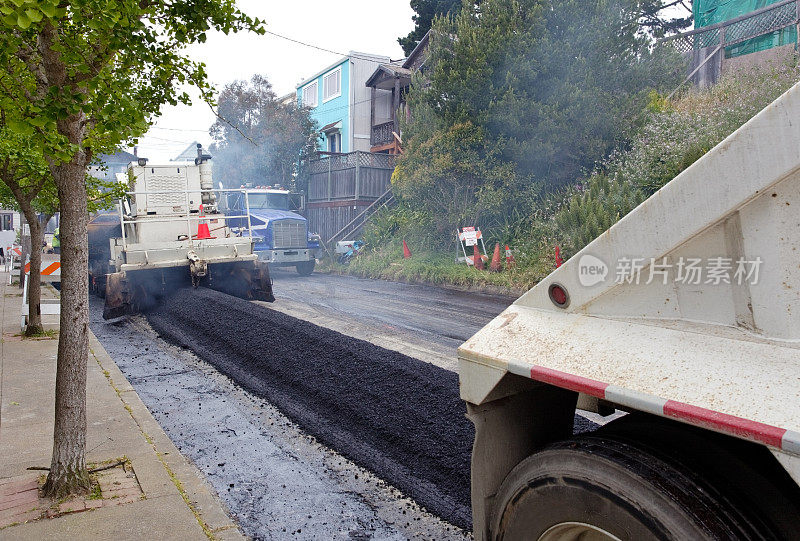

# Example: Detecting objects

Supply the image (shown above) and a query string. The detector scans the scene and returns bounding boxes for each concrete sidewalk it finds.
[0,273,244,540]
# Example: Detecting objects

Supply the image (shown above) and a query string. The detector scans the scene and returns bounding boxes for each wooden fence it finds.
[306,151,396,241]
[307,151,395,202]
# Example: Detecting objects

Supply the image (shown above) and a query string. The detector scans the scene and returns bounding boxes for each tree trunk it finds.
[42,156,90,498]
[23,214,44,335]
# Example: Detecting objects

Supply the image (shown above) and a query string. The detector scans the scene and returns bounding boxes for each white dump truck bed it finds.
[459,82,800,455]
[460,308,800,453]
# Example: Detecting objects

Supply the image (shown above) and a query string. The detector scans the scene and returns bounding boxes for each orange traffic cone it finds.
[505,245,515,268]
[195,204,213,240]
[402,239,412,259]
[490,242,502,272]
[473,244,484,270]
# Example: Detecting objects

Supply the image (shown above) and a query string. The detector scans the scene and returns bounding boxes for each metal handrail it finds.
[117,187,255,252]
[326,188,395,245]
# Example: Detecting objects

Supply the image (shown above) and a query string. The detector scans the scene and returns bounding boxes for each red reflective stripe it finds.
[41,262,60,275]
[530,366,609,398]
[664,400,787,448]
[524,367,789,449]
[24,262,30,273]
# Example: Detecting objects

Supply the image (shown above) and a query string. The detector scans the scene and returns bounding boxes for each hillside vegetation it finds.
[330,1,799,290]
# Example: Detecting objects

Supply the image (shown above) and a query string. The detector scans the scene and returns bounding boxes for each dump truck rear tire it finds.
[491,436,760,540]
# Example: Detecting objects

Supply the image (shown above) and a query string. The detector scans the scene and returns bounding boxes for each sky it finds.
[135,1,415,162]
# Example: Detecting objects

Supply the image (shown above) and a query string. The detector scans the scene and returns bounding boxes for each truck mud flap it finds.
[103,272,132,320]
[207,261,275,303]
[253,261,275,302]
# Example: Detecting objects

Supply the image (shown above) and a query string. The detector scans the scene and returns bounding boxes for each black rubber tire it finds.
[296,260,315,276]
[492,436,761,541]
[596,413,800,539]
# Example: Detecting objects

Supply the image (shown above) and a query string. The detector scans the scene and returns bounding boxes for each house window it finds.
[302,81,318,108]
[1,214,11,231]
[323,68,341,102]
[327,132,341,153]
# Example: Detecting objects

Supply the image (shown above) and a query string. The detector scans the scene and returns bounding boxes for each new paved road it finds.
[263,269,517,371]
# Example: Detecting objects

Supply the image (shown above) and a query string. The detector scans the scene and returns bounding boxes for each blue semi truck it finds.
[227,187,320,276]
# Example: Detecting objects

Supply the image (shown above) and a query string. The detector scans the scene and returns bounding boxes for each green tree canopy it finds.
[0,0,263,499]
[398,0,465,56]
[393,0,682,245]
[209,74,317,191]
[486,0,682,188]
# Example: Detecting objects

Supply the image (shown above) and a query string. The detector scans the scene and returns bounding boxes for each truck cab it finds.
[227,186,320,276]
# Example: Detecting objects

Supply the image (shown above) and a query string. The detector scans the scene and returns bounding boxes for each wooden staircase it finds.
[326,188,396,245]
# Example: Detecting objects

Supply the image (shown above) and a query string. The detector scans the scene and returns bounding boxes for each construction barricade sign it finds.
[461,226,480,246]
[456,227,488,267]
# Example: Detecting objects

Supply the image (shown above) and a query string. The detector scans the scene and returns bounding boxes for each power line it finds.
[139,134,198,145]
[145,31,403,138]
[263,28,404,64]
[151,126,210,133]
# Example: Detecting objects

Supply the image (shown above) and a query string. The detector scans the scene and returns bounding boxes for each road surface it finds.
[90,273,600,538]
[264,269,516,371]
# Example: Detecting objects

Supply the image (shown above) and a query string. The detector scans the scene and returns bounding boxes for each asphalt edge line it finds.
[89,341,220,541]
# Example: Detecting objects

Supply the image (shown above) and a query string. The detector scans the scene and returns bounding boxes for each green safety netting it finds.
[694,0,797,57]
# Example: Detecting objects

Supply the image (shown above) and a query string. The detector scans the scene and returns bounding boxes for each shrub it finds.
[555,58,800,256]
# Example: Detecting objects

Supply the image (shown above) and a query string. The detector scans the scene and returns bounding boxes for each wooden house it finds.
[304,35,431,243]
[365,31,430,155]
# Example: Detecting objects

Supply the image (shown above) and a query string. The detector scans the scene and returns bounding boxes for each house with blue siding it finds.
[296,52,391,154]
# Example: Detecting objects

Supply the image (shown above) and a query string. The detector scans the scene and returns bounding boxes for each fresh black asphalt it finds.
[145,287,598,530]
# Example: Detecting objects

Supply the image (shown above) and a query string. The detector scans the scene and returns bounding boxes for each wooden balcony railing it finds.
[370,121,395,146]
[307,151,396,203]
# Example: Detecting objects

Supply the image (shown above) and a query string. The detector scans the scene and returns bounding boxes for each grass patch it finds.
[21,329,58,340]
[87,482,102,500]
[323,244,552,294]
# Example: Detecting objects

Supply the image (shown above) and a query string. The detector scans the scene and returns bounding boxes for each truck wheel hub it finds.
[538,522,620,541]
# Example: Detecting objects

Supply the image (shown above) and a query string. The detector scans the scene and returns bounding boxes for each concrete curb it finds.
[0,267,244,540]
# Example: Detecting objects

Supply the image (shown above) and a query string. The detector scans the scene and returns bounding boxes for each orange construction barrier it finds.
[505,245,515,268]
[24,260,61,276]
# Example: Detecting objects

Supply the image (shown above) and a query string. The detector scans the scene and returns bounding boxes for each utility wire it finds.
[151,126,210,133]
[146,31,404,139]
[139,134,199,145]
[150,93,389,138]
[263,28,404,64]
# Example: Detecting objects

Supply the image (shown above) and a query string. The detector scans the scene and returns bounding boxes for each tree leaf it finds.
[7,119,34,135]
[39,2,56,17]
[25,8,41,22]
[16,11,30,29]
